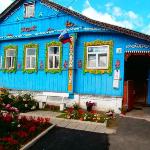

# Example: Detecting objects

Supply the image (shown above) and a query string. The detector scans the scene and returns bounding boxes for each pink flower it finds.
[5,104,11,109]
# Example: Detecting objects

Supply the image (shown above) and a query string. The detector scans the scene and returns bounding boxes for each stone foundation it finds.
[8,90,122,113]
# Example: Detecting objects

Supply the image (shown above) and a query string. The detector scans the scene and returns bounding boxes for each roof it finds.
[0,0,150,42]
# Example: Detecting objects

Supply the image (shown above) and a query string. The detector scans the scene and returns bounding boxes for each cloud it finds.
[105,2,113,11]
[0,0,13,13]
[113,7,122,17]
[82,0,143,30]
[68,6,74,11]
[142,24,150,35]
[127,11,138,19]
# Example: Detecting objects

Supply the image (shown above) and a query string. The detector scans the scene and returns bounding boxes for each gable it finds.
[0,0,149,42]
[0,0,63,24]
[0,0,109,40]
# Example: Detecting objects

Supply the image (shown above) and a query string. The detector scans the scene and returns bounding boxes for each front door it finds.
[124,53,150,110]
[123,80,134,111]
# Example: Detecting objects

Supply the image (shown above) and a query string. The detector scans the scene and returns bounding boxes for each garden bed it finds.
[0,115,52,150]
[57,103,115,125]
[0,88,53,150]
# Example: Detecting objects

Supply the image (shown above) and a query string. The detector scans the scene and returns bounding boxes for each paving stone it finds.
[85,124,97,132]
[94,126,106,133]
[75,123,87,131]
[66,122,78,129]
[105,128,116,134]
[57,120,70,127]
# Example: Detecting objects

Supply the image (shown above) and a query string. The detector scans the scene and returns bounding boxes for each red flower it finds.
[17,131,28,138]
[1,137,18,145]
[68,107,74,113]
[91,110,97,114]
[3,114,13,123]
[37,117,44,123]
[78,109,84,115]
[29,126,36,132]
[0,145,5,150]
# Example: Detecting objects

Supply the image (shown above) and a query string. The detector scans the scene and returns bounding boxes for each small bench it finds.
[34,92,69,109]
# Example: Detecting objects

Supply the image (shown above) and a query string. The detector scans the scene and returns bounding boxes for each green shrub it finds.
[13,94,38,113]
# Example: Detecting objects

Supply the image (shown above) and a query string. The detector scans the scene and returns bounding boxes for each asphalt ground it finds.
[29,117,150,150]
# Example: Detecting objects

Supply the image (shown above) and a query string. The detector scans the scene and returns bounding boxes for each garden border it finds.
[55,117,107,127]
[20,124,56,150]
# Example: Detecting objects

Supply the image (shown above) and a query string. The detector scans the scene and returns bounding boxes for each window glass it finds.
[31,57,36,68]
[49,56,53,68]
[87,46,109,69]
[48,46,60,69]
[26,48,36,69]
[25,3,34,18]
[88,54,96,67]
[5,49,15,69]
[98,54,107,68]
[26,57,30,68]
[49,47,59,55]
[6,50,15,57]
[27,48,35,55]
[55,56,59,68]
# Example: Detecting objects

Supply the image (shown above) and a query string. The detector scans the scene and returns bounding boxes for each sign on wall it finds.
[113,70,120,88]
[116,48,122,54]
[113,60,120,89]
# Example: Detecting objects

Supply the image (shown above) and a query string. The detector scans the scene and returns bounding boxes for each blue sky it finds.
[0,0,150,35]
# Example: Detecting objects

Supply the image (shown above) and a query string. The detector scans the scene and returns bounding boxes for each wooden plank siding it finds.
[0,0,150,99]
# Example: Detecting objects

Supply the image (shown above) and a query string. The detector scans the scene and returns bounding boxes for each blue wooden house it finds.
[0,0,150,113]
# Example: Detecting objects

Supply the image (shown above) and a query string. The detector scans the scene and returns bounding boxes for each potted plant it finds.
[86,101,95,112]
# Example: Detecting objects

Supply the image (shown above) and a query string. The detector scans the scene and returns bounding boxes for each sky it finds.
[0,0,150,35]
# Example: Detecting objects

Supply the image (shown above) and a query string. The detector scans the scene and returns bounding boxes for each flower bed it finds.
[57,104,115,124]
[0,114,51,150]
[0,88,38,113]
[0,92,51,150]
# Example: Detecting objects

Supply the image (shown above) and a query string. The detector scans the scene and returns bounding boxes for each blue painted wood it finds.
[0,0,149,99]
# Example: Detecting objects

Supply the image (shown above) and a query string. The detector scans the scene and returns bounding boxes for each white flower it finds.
[17,124,21,128]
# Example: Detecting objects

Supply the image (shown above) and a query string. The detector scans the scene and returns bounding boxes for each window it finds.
[87,46,109,69]
[24,3,35,18]
[5,49,15,69]
[48,46,60,69]
[25,48,36,69]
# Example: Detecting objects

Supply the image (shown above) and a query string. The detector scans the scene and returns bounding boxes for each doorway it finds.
[124,53,150,110]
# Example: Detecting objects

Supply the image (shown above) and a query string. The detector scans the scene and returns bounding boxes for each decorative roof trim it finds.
[0,0,150,42]
[125,51,150,53]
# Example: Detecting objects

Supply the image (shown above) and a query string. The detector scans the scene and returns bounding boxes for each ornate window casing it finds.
[23,43,38,73]
[84,40,113,74]
[4,45,18,73]
[24,2,35,18]
[45,41,62,73]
